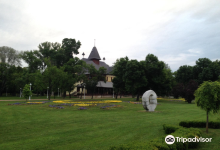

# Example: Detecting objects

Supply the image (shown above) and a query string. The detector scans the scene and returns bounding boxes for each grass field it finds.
[0,97,220,150]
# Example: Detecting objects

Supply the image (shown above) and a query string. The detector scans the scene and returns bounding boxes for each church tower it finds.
[88,46,101,65]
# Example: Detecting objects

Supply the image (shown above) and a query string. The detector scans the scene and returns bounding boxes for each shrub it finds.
[172,127,202,149]
[179,121,220,129]
[163,124,180,134]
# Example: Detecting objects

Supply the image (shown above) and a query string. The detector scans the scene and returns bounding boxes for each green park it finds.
[0,96,220,150]
[1,39,220,150]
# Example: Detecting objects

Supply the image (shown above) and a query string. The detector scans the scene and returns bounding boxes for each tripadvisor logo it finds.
[165,135,175,144]
[165,135,212,145]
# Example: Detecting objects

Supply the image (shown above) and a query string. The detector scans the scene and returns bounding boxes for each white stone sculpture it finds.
[142,90,157,111]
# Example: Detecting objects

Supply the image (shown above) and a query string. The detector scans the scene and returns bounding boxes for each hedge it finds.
[179,121,220,129]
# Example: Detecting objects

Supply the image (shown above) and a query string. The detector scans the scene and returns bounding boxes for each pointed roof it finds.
[88,46,101,60]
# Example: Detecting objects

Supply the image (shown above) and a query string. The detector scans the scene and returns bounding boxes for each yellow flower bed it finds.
[103,100,122,103]
[53,100,122,104]
[27,102,43,104]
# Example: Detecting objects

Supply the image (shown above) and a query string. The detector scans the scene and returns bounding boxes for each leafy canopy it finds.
[195,81,220,113]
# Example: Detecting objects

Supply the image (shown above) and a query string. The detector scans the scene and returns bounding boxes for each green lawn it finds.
[0,97,219,150]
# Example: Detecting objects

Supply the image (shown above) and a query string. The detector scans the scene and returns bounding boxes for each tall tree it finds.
[124,60,147,101]
[184,80,198,103]
[194,58,212,84]
[158,67,175,96]
[175,65,193,86]
[112,57,129,97]
[20,50,43,73]
[0,63,10,96]
[145,54,166,93]
[42,58,65,100]
[84,64,106,99]
[63,57,87,98]
[61,38,81,63]
[0,46,21,66]
[195,81,220,133]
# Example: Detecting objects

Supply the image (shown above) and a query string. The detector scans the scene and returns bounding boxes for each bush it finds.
[163,124,180,134]
[179,121,220,129]
[172,127,202,149]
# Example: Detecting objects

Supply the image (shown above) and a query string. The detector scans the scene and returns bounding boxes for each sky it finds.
[1,0,220,72]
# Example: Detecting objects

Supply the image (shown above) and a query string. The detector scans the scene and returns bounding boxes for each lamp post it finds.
[58,88,59,97]
[84,85,85,99]
[29,83,32,100]
[47,87,49,99]
[20,88,21,98]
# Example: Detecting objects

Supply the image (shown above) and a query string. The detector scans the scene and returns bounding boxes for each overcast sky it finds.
[1,0,220,72]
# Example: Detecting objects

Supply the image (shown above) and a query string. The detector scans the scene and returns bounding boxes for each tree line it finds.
[0,38,106,99]
[112,55,220,102]
[1,38,220,101]
[112,54,175,101]
[173,58,220,103]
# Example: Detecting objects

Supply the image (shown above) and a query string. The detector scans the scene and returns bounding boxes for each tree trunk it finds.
[136,90,140,101]
[206,111,209,133]
[137,94,139,101]
[80,92,82,99]
[63,92,66,98]
[49,90,51,100]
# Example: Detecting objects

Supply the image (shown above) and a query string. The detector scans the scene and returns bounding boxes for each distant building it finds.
[75,46,115,96]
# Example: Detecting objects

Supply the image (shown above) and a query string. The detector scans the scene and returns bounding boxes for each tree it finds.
[124,60,147,101]
[112,57,129,97]
[194,81,220,133]
[42,58,65,100]
[184,80,198,103]
[0,63,23,96]
[172,83,185,99]
[20,50,43,73]
[145,54,167,93]
[194,58,212,84]
[175,65,193,86]
[8,66,26,96]
[112,77,123,99]
[154,66,175,97]
[84,64,106,99]
[61,38,81,63]
[0,46,21,66]
[0,63,10,96]
[63,57,87,98]
[33,70,46,96]
[23,84,32,101]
